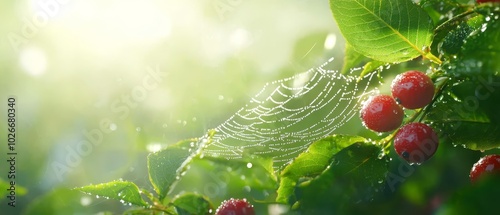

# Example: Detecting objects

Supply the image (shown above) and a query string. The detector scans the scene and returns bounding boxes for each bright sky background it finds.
[0,1,343,210]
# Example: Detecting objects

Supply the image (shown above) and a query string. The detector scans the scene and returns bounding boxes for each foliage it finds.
[26,0,498,214]
[147,139,195,201]
[295,142,389,214]
[331,0,437,63]
[75,180,149,207]
[276,135,368,204]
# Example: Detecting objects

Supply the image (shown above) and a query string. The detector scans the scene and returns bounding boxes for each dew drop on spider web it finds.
[200,57,380,170]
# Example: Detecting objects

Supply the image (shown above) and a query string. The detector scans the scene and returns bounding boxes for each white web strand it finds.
[201,58,379,169]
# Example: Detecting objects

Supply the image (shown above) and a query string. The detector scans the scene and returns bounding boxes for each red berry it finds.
[477,0,500,3]
[360,95,404,132]
[394,122,439,164]
[470,155,500,183]
[215,198,255,215]
[391,70,434,109]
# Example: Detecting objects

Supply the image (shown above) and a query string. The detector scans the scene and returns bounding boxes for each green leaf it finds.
[358,60,386,80]
[198,155,278,189]
[439,22,474,56]
[276,177,297,204]
[432,15,500,150]
[168,154,278,206]
[281,135,367,179]
[427,78,500,150]
[147,139,195,200]
[446,14,500,76]
[420,0,464,25]
[441,122,500,151]
[276,135,367,204]
[330,0,435,63]
[204,155,276,178]
[75,180,148,207]
[295,142,389,214]
[172,193,213,215]
[430,10,479,57]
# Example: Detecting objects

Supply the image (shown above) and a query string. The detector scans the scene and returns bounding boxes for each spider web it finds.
[201,58,379,170]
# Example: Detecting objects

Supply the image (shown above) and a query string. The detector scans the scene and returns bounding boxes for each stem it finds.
[150,203,175,215]
[379,109,425,150]
[380,131,397,151]
[141,188,160,204]
[424,53,442,65]
[139,188,176,214]
[418,76,451,122]
[426,7,479,66]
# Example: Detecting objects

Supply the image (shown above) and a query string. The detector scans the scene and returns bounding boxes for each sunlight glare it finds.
[230,28,251,49]
[146,142,163,153]
[19,46,47,77]
[57,1,172,55]
[324,33,337,50]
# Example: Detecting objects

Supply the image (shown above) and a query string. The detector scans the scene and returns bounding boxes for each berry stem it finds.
[380,131,397,151]
[416,75,451,123]
[378,107,425,150]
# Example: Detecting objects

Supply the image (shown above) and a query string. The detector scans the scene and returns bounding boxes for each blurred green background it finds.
[0,0,344,214]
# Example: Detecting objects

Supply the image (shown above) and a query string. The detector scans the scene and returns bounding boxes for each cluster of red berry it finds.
[360,70,439,164]
[359,71,500,183]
